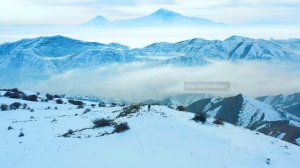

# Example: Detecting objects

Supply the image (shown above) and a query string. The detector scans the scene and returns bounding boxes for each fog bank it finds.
[33,61,300,101]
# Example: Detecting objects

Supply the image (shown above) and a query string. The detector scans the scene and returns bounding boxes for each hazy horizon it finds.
[1,26,300,48]
[1,2,299,47]
[1,0,300,25]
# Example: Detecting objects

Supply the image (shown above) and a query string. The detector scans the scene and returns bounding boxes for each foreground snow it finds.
[0,97,299,168]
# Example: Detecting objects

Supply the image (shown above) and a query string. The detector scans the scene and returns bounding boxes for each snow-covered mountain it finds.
[83,9,223,27]
[257,93,300,118]
[83,15,112,26]
[186,94,300,145]
[1,35,300,86]
[0,35,132,86]
[0,89,299,168]
[132,36,300,61]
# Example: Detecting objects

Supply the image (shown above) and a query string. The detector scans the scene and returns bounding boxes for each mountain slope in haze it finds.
[144,93,215,108]
[257,92,300,118]
[83,15,112,26]
[186,94,300,145]
[0,90,299,168]
[83,9,223,27]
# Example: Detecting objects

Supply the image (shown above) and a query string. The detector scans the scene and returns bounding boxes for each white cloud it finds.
[33,61,300,102]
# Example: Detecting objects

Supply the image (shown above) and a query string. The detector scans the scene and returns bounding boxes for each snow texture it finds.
[0,95,300,168]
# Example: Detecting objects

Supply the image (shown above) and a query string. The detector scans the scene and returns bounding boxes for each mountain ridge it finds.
[185,94,300,145]
[1,35,300,86]
[257,92,300,118]
[83,8,223,27]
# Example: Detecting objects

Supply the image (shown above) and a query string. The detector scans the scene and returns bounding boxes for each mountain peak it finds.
[93,15,109,21]
[225,35,253,42]
[37,35,77,42]
[84,15,111,26]
[151,8,180,17]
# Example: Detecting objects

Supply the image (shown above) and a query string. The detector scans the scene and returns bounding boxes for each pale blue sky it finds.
[0,0,299,25]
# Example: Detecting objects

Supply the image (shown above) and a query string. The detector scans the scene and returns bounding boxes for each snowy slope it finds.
[257,92,300,117]
[238,95,289,127]
[0,93,300,168]
[186,94,300,145]
[186,94,292,127]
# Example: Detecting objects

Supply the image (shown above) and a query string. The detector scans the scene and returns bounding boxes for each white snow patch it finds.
[277,133,286,140]
[206,106,222,117]
[296,138,300,145]
[238,96,286,127]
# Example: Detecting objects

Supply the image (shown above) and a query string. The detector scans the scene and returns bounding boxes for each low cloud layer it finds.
[33,61,300,102]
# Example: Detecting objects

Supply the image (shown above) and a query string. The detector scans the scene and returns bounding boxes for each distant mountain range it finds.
[1,35,300,86]
[133,35,300,61]
[83,9,223,27]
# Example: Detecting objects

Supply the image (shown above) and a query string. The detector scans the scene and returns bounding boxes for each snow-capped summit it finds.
[123,8,222,26]
[148,8,183,18]
[225,35,254,42]
[82,8,223,27]
[83,15,111,26]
